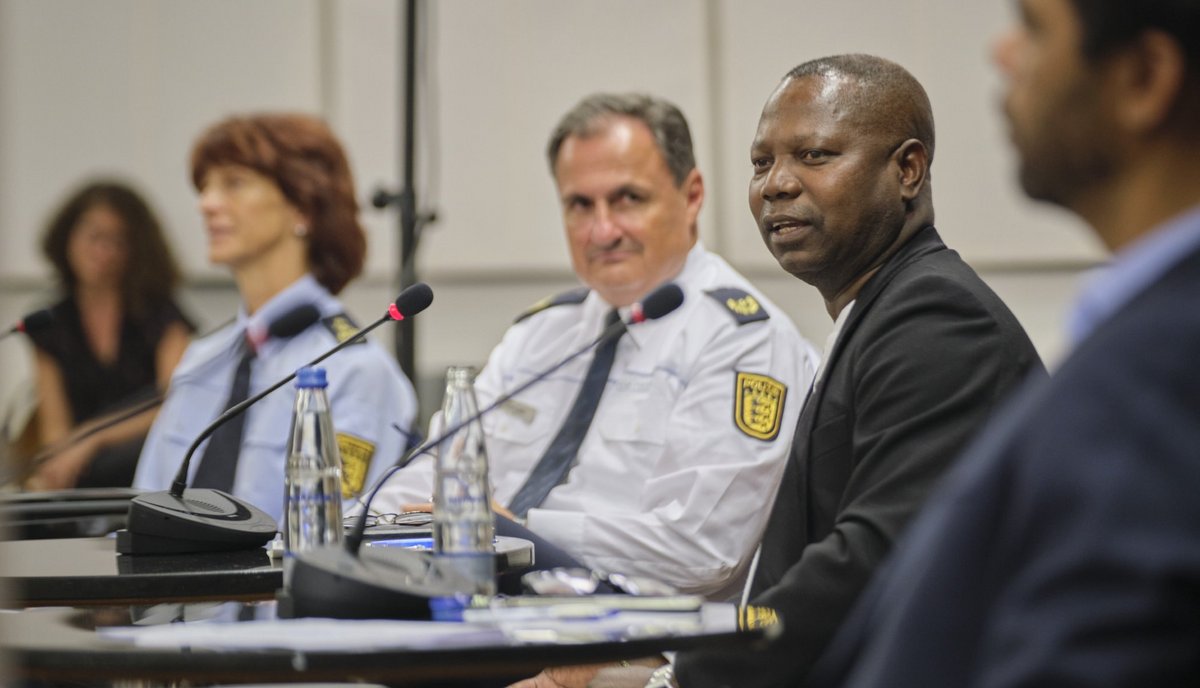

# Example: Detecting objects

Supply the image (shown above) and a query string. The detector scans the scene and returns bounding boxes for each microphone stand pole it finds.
[397,0,419,384]
[373,0,437,396]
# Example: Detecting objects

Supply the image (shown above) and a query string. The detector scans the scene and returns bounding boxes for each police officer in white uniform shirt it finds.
[373,94,818,600]
[134,113,417,525]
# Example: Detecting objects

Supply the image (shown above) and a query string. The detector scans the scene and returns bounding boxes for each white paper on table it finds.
[98,618,506,651]
[96,605,734,651]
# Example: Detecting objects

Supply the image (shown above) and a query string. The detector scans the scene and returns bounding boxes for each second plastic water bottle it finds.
[432,366,496,596]
[283,366,344,563]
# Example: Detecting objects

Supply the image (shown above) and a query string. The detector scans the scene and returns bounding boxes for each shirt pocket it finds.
[240,401,291,456]
[159,379,228,455]
[595,384,670,446]
[162,426,198,455]
[486,395,558,446]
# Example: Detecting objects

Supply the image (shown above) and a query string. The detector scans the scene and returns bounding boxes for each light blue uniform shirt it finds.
[1069,204,1200,346]
[135,275,417,525]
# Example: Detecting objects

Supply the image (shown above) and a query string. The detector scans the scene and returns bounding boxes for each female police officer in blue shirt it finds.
[134,113,417,525]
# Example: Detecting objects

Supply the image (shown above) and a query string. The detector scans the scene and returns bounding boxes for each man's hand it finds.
[492,500,518,521]
[400,500,519,522]
[508,658,666,688]
[508,663,607,688]
[588,664,660,687]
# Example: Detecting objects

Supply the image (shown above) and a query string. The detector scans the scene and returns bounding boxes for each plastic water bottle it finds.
[283,366,344,564]
[432,366,496,596]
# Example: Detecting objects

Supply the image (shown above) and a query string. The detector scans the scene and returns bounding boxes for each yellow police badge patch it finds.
[737,604,781,631]
[336,432,375,498]
[326,315,359,344]
[734,372,787,441]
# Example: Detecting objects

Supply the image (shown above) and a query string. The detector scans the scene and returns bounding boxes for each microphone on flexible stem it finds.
[1,308,54,341]
[117,284,434,555]
[348,281,684,553]
[250,303,322,349]
[284,283,685,620]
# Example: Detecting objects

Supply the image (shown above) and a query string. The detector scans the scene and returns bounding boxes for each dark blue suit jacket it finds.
[813,241,1200,687]
[676,227,1043,687]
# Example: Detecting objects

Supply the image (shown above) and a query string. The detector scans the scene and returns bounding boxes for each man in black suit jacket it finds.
[512,55,1042,688]
[667,55,1043,688]
[812,2,1200,687]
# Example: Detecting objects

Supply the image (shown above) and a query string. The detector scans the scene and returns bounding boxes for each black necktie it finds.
[192,337,255,492]
[508,309,624,517]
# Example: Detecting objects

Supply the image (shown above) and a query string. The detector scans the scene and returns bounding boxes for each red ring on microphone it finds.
[388,303,405,321]
[630,304,646,324]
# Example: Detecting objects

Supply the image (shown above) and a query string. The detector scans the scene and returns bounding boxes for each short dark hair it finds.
[41,180,181,319]
[1069,0,1200,70]
[786,54,936,170]
[547,93,696,186]
[190,113,365,294]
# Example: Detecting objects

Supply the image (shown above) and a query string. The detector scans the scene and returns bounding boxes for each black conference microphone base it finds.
[282,544,476,620]
[116,488,278,555]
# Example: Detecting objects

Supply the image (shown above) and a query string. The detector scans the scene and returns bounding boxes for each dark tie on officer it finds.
[191,335,255,492]
[507,309,624,517]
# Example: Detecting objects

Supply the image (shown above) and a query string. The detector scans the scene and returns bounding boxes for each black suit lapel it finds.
[752,225,946,594]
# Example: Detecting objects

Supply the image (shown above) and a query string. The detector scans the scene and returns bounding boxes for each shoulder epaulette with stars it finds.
[322,312,366,344]
[704,287,770,325]
[513,287,590,324]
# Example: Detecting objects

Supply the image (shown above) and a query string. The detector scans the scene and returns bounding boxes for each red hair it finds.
[190,113,365,294]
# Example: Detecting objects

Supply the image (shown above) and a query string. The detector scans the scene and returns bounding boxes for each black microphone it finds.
[628,281,685,324]
[284,283,684,620]
[117,284,434,555]
[1,308,54,341]
[251,303,322,348]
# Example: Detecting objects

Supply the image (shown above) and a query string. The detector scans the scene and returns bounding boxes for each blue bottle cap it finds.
[429,595,467,622]
[296,366,328,388]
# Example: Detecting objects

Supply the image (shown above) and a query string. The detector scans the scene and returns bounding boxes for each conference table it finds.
[1,597,769,685]
[2,530,535,607]
[1,500,775,685]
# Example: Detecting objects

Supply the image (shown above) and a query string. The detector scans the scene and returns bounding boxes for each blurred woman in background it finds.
[134,113,417,524]
[26,181,194,489]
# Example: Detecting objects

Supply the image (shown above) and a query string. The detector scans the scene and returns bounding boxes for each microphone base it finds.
[283,544,475,620]
[116,488,277,555]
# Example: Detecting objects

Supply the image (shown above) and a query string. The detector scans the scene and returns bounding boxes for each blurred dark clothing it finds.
[27,296,193,486]
[812,224,1200,688]
[28,296,194,425]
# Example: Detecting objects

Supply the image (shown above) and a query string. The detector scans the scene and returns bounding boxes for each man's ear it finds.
[1112,29,1186,135]
[683,168,705,230]
[893,138,929,203]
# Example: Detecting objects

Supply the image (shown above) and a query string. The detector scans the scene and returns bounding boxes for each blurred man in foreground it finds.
[813,2,1200,686]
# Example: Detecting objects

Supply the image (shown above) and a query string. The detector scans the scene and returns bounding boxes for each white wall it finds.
[0,0,1101,424]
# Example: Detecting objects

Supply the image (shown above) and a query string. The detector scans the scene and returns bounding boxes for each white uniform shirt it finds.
[135,275,418,525]
[375,244,818,599]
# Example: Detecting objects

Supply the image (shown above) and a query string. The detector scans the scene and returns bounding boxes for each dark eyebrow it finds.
[611,184,646,197]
